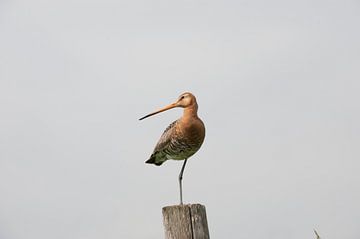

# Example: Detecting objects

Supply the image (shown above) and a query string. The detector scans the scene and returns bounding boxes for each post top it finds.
[162,203,205,211]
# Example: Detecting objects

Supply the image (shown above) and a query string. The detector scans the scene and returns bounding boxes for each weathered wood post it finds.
[162,204,210,239]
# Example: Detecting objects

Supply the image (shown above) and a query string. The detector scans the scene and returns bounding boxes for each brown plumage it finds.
[139,92,205,204]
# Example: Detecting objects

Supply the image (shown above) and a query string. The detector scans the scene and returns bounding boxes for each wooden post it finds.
[162,204,210,239]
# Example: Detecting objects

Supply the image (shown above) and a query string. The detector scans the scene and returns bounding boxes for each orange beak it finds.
[139,102,178,120]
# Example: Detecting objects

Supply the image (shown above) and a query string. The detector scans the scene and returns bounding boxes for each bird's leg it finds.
[178,159,188,205]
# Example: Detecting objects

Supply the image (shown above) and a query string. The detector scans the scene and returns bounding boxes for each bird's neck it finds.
[182,103,199,120]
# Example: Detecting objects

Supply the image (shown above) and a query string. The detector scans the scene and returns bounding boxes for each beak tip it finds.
[139,115,149,121]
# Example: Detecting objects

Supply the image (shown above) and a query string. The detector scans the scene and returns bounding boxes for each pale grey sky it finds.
[1,0,360,238]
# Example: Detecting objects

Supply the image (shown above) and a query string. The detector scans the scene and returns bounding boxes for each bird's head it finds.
[139,92,197,120]
[175,92,197,108]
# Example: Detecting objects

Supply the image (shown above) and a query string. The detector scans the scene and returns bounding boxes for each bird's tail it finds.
[145,154,164,166]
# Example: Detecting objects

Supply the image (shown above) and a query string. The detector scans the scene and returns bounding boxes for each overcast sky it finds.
[1,0,360,238]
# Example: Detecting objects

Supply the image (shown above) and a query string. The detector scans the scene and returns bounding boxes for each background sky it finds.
[1,0,360,238]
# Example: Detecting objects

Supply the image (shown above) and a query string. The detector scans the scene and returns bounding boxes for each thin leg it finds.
[178,159,188,205]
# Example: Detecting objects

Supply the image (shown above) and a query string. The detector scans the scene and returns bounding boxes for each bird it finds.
[139,92,205,205]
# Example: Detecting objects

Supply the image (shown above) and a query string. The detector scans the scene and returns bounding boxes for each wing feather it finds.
[145,120,178,165]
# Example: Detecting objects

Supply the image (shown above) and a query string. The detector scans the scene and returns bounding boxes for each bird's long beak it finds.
[139,102,178,120]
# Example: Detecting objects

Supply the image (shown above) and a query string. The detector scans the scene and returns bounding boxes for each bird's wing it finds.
[145,120,178,165]
[153,120,178,153]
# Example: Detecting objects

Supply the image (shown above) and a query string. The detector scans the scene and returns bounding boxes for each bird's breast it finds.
[155,117,205,161]
[174,118,205,152]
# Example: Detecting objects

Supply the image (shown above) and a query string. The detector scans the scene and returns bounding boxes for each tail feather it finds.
[145,153,165,166]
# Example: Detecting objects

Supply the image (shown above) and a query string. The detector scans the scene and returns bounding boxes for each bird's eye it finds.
[180,96,185,100]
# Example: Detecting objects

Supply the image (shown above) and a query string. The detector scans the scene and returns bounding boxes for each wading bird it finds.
[139,92,205,205]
